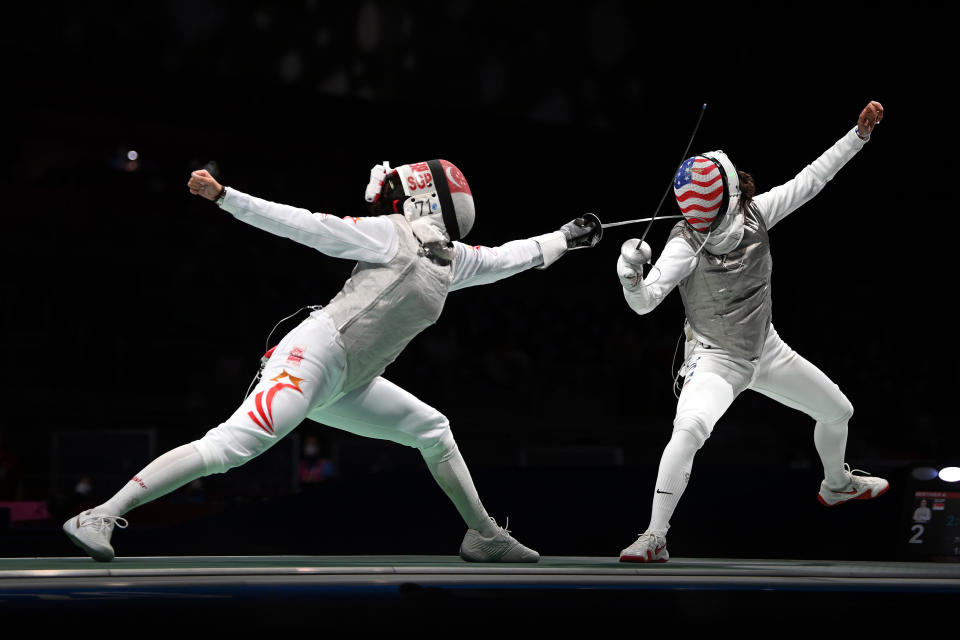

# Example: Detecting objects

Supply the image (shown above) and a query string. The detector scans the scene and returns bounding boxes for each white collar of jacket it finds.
[409,216,456,262]
[703,208,745,255]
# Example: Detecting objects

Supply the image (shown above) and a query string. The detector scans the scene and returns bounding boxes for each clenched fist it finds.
[188,169,224,201]
[617,238,651,291]
[857,101,884,138]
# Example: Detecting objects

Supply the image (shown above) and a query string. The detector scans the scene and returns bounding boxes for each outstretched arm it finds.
[449,216,601,290]
[187,170,398,263]
[449,239,546,290]
[756,101,883,230]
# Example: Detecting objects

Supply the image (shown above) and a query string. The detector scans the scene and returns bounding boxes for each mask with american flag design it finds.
[673,150,740,234]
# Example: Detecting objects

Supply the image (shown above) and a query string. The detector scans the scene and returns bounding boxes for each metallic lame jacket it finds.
[322,214,451,393]
[671,203,771,360]
[622,127,868,360]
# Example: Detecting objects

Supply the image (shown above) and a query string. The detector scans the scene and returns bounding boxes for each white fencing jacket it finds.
[219,190,568,392]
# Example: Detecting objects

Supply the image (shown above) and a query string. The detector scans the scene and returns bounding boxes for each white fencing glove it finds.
[364,161,392,203]
[617,238,651,291]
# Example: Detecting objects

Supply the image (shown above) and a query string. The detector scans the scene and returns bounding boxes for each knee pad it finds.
[672,416,709,449]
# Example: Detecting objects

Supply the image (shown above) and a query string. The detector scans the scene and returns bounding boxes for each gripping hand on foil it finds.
[532,213,602,269]
[560,213,602,249]
[617,238,652,291]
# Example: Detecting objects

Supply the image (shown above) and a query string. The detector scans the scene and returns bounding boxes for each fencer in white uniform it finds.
[616,101,888,563]
[63,158,601,563]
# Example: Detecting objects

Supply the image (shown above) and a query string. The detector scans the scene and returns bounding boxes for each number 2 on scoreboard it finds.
[909,524,924,544]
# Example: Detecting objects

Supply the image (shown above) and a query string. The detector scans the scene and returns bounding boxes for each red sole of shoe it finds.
[818,483,890,507]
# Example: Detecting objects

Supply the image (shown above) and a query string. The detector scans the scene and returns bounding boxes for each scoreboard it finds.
[903,490,960,560]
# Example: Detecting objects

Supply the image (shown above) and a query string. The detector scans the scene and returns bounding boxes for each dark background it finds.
[1,3,953,561]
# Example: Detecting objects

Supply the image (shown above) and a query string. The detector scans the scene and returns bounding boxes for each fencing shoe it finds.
[459,517,540,563]
[620,530,669,563]
[63,510,129,562]
[818,463,890,506]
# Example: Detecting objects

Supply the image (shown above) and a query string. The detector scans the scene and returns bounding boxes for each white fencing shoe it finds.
[620,530,669,563]
[459,517,540,563]
[63,510,129,562]
[818,463,890,507]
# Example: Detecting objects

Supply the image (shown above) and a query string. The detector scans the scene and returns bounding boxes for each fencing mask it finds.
[367,159,475,244]
[673,150,744,255]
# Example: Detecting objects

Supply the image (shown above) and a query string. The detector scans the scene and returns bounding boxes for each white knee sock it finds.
[814,419,848,488]
[94,443,208,516]
[647,429,699,536]
[423,444,495,536]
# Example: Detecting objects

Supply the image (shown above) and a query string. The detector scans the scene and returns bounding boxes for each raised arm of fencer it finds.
[756,100,882,230]
[187,169,398,263]
[617,237,698,315]
[449,217,600,290]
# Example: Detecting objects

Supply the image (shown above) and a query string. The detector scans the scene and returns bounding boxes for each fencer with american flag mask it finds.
[615,101,887,563]
[63,157,600,563]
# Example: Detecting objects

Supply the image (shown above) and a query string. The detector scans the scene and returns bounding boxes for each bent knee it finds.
[672,416,710,449]
[818,396,853,426]
[193,425,270,475]
[415,415,456,463]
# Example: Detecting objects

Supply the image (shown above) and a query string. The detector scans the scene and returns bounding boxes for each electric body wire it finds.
[244,305,321,400]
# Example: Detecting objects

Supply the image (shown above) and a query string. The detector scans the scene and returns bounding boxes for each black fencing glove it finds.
[560,213,602,249]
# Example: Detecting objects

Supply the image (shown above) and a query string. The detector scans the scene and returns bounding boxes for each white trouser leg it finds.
[673,344,753,446]
[95,313,346,520]
[308,377,494,534]
[193,313,346,475]
[647,345,753,534]
[647,429,699,535]
[95,443,207,516]
[749,327,853,488]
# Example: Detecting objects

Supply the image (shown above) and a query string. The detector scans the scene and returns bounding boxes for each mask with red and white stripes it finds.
[674,151,745,255]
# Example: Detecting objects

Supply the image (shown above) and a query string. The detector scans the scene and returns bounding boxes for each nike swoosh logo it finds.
[831,489,858,495]
[656,490,673,495]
